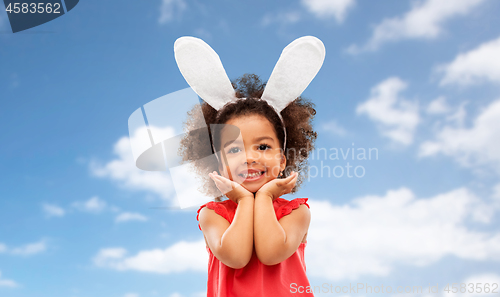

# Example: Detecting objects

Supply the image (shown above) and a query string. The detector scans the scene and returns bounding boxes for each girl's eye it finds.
[228,146,241,154]
[227,144,270,153]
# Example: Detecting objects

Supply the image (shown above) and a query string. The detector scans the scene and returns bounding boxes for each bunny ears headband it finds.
[174,35,326,151]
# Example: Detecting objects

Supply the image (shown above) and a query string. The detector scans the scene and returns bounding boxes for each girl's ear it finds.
[217,161,232,180]
[280,153,287,172]
[217,159,227,177]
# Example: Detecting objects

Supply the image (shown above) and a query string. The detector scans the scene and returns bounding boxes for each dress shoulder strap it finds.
[196,200,237,230]
[276,198,309,221]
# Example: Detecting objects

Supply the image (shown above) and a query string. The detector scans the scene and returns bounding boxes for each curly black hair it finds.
[179,74,317,200]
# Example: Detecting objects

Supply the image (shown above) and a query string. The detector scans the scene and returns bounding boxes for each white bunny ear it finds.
[174,36,236,110]
[262,36,326,112]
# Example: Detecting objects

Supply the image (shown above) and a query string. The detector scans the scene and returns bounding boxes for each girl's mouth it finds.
[239,170,266,182]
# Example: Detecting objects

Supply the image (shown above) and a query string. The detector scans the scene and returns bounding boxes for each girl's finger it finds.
[286,179,297,190]
[212,174,224,181]
[212,176,222,185]
[284,174,298,185]
[214,173,229,182]
[214,179,231,193]
[217,176,232,186]
[212,175,227,186]
[213,176,227,188]
[213,181,224,192]
[213,175,236,190]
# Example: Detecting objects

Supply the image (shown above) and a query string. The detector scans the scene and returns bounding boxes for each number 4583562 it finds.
[444,283,498,294]
[6,3,62,14]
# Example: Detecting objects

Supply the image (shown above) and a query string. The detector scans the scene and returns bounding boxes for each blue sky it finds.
[1,0,500,296]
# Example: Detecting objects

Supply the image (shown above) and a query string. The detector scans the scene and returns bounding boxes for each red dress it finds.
[196,198,314,297]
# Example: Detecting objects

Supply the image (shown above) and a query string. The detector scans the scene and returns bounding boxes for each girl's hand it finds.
[209,171,254,204]
[256,171,298,201]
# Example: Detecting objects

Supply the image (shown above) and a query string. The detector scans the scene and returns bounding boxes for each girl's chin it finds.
[240,176,278,193]
[241,183,263,194]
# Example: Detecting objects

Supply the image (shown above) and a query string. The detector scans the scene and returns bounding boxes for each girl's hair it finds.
[179,74,317,200]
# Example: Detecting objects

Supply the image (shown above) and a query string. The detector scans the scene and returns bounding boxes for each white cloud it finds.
[44,197,125,219]
[438,36,500,86]
[193,27,212,41]
[0,270,18,288]
[158,0,187,24]
[356,77,420,145]
[90,133,175,202]
[413,273,500,297]
[301,0,355,23]
[306,187,500,281]
[426,96,450,114]
[444,101,468,126]
[346,0,487,54]
[93,239,207,273]
[0,240,47,256]
[9,240,47,256]
[115,212,148,223]
[322,120,347,136]
[494,183,500,201]
[419,99,500,172]
[71,196,107,213]
[456,274,500,296]
[261,0,355,27]
[123,293,139,297]
[42,203,65,218]
[261,11,301,27]
[110,205,121,213]
[93,247,127,263]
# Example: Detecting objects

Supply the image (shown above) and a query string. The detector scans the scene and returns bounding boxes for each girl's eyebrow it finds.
[253,136,274,142]
[223,139,243,148]
[222,136,274,148]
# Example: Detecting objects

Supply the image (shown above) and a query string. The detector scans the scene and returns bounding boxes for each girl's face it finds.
[218,114,286,194]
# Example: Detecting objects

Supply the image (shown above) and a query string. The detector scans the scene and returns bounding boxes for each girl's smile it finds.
[238,168,266,182]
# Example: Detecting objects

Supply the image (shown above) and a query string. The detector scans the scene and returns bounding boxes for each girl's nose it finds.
[244,149,260,164]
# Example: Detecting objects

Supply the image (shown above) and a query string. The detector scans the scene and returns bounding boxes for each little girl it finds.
[175,36,325,297]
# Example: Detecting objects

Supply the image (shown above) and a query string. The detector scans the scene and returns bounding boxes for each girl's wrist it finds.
[236,195,254,204]
[255,191,275,202]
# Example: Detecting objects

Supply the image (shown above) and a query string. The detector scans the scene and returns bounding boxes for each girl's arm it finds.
[198,197,254,269]
[254,193,310,265]
[198,172,254,269]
